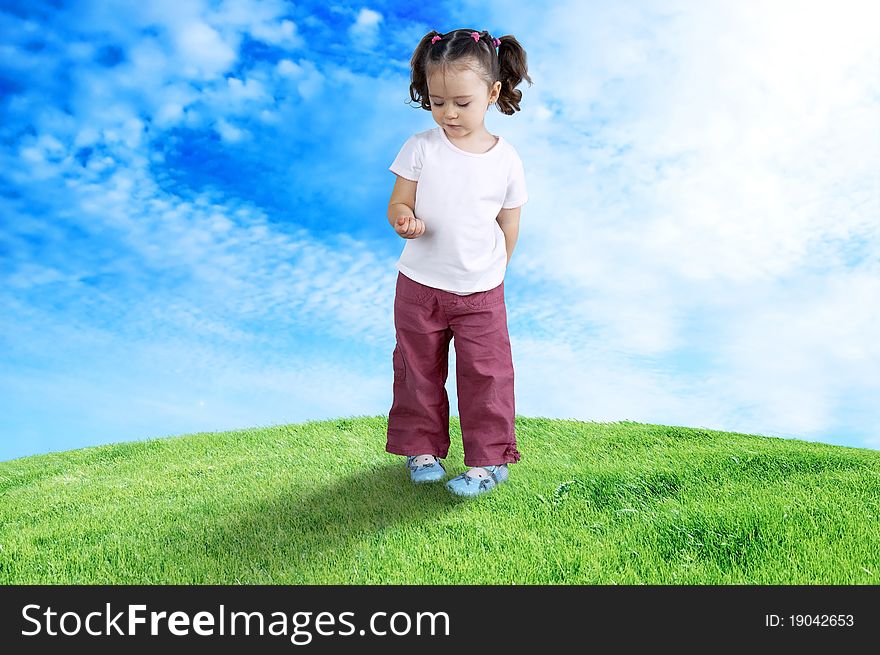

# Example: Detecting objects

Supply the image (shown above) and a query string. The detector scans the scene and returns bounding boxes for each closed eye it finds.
[432,102,470,108]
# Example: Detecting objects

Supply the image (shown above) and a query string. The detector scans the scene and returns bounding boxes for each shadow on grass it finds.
[200,461,459,582]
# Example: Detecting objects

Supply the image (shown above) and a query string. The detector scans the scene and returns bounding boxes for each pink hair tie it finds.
[493,37,500,47]
[431,35,441,44]
[470,31,480,42]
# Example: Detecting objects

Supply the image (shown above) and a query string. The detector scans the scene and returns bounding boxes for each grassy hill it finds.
[1,416,878,585]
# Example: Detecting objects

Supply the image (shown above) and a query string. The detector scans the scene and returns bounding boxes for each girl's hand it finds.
[394,215,425,239]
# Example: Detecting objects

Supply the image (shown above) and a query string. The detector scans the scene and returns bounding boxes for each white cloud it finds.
[155,103,185,128]
[277,59,303,77]
[56,161,397,347]
[210,0,303,47]
[126,36,170,79]
[280,59,324,100]
[214,117,246,142]
[172,20,238,79]
[348,8,384,49]
[226,76,268,101]
[249,18,300,46]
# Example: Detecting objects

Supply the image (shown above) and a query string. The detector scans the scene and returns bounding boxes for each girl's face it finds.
[426,64,501,140]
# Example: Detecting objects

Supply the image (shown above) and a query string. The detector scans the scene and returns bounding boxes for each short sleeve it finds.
[389,134,423,181]
[502,151,528,208]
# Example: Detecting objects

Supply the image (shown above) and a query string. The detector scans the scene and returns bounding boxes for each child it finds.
[385,28,532,497]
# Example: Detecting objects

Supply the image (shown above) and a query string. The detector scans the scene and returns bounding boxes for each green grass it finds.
[1,416,878,584]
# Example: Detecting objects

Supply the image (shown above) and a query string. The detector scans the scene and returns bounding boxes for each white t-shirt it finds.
[389,126,528,294]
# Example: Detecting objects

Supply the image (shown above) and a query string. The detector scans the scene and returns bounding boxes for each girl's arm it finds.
[388,175,418,227]
[496,207,521,266]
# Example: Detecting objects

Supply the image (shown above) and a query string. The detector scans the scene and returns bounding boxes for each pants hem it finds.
[463,446,521,467]
[386,442,450,459]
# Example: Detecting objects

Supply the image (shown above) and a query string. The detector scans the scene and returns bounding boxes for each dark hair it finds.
[407,29,533,116]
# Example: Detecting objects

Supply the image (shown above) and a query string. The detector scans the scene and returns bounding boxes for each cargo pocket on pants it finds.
[392,344,407,383]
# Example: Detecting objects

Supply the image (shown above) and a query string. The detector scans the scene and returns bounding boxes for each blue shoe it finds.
[406,455,447,484]
[446,464,508,497]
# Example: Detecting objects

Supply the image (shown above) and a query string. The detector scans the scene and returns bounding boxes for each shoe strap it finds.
[480,465,504,483]
[408,455,438,470]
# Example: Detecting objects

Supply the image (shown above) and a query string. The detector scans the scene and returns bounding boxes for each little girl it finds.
[385,28,532,498]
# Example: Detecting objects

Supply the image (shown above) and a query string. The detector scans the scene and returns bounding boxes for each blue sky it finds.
[1,0,878,462]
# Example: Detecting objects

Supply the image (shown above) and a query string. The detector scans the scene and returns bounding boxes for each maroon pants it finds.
[386,271,521,467]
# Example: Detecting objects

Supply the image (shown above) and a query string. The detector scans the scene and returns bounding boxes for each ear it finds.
[489,80,502,104]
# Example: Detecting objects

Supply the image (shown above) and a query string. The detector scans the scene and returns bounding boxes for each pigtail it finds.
[494,34,533,115]
[408,31,443,111]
